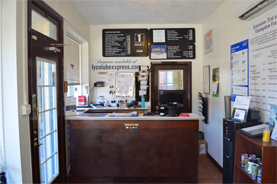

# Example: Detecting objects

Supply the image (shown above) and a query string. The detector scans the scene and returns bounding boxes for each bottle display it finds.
[262,123,270,142]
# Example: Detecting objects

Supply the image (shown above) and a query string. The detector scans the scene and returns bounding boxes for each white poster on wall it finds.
[249,12,277,115]
[204,30,213,55]
[91,59,141,72]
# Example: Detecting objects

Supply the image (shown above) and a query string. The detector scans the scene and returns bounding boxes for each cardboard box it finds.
[199,139,208,156]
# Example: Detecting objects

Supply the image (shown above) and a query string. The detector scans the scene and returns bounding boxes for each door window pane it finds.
[41,163,47,184]
[40,138,46,164]
[32,10,57,40]
[38,87,56,112]
[47,157,53,183]
[159,70,183,90]
[39,113,45,138]
[37,60,56,86]
[52,154,58,177]
[37,57,59,184]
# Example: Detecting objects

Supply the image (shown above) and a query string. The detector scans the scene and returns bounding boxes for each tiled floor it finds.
[198,156,223,184]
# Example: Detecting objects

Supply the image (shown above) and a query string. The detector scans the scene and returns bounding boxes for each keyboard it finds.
[239,124,274,137]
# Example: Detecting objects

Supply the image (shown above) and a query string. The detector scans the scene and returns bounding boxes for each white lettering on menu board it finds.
[249,12,277,115]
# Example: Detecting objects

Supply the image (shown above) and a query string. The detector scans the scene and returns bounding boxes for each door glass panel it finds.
[39,113,45,138]
[32,10,57,40]
[40,138,46,164]
[47,158,53,183]
[38,87,56,112]
[37,57,59,184]
[45,111,51,135]
[52,154,58,176]
[46,133,56,159]
[159,70,183,90]
[41,163,47,184]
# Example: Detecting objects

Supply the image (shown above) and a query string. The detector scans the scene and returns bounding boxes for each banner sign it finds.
[249,12,277,115]
[91,59,142,72]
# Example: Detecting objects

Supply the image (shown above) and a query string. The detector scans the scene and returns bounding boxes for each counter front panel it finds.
[69,119,199,181]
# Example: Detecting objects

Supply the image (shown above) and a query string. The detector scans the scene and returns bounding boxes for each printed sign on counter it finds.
[234,96,251,110]
[66,97,76,116]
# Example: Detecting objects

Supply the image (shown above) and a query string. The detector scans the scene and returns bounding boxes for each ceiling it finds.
[69,0,226,25]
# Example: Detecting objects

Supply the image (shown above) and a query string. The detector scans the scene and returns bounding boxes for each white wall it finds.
[90,24,203,113]
[1,0,90,183]
[202,0,277,167]
[2,1,31,183]
[44,0,90,40]
[45,0,91,104]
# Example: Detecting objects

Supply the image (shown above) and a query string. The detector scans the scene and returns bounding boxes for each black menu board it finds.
[103,29,148,57]
[150,44,195,60]
[150,28,195,43]
[149,28,196,60]
[167,44,195,59]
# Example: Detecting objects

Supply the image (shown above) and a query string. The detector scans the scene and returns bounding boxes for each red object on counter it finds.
[78,96,86,106]
[179,113,189,117]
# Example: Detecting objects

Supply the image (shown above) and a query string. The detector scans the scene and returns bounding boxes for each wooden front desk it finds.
[67,114,204,183]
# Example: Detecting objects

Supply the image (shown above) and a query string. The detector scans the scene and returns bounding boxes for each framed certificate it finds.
[203,65,210,94]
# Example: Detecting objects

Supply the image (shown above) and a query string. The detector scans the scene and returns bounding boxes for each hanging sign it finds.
[91,59,141,72]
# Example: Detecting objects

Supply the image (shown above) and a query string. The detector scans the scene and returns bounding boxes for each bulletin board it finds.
[115,73,134,97]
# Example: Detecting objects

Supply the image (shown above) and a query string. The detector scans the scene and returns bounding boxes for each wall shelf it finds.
[233,131,277,183]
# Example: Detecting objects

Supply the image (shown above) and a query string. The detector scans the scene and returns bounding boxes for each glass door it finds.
[37,58,59,184]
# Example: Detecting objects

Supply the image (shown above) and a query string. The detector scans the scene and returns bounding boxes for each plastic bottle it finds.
[141,95,145,107]
[262,123,270,142]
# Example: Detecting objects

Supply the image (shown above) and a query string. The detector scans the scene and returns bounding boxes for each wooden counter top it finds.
[66,113,204,121]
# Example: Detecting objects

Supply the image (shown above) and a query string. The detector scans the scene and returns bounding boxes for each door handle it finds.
[226,154,232,159]
[32,106,39,120]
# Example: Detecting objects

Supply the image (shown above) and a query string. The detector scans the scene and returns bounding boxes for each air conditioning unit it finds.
[234,0,277,21]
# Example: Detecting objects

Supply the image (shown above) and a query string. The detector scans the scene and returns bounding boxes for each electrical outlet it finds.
[84,86,88,94]
[22,104,31,115]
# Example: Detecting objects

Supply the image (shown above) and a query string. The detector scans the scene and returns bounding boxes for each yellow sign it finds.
[124,123,139,127]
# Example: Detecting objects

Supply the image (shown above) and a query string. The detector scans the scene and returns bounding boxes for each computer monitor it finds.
[159,90,185,116]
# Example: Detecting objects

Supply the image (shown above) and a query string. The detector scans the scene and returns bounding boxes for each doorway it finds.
[150,62,192,113]
[28,1,66,183]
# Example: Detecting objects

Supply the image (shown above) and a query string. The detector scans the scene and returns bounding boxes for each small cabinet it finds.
[233,131,277,184]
